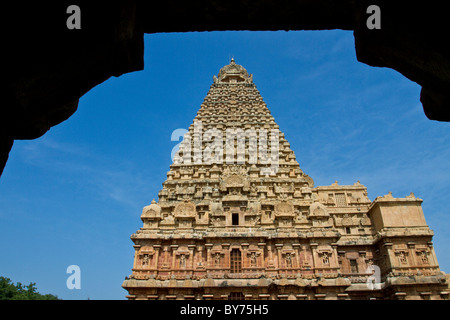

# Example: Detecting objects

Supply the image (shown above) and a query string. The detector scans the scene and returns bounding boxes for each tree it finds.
[0,276,60,300]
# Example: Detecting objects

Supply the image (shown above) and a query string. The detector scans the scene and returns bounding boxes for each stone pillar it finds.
[133,245,141,269]
[383,242,394,272]
[331,243,339,269]
[275,244,283,269]
[197,245,204,268]
[162,246,169,268]
[310,243,318,273]
[428,241,439,267]
[188,245,196,270]
[300,244,308,269]
[293,244,301,269]
[171,245,178,270]
[222,243,230,269]
[407,242,417,268]
[258,242,266,268]
[267,242,274,268]
[154,245,161,269]
[241,243,249,268]
[205,244,213,269]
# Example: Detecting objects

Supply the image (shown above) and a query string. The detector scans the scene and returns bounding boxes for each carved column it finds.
[188,245,196,270]
[241,243,249,268]
[162,246,169,268]
[205,244,213,269]
[171,245,178,270]
[222,243,230,269]
[427,242,438,267]
[197,245,204,268]
[275,243,283,269]
[258,242,266,268]
[154,245,161,269]
[407,242,417,268]
[310,243,318,273]
[267,242,275,268]
[133,245,140,269]
[293,243,301,269]
[300,244,308,269]
[331,243,339,269]
[383,242,394,272]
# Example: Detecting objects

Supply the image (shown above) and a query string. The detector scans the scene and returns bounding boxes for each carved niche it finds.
[395,250,409,265]
[175,247,191,269]
[416,249,430,265]
[219,165,250,192]
[317,248,333,266]
[281,249,296,268]
[274,200,295,218]
[209,200,226,227]
[139,247,156,268]
[308,202,333,227]
[174,201,196,218]
[309,202,329,218]
[274,200,295,227]
[173,201,196,228]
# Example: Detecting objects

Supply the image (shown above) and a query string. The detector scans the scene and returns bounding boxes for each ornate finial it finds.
[151,199,156,204]
[216,58,250,83]
[406,192,416,199]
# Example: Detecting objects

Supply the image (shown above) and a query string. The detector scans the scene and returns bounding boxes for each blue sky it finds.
[1,30,449,300]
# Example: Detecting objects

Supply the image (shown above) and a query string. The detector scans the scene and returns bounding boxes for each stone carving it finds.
[160,213,175,225]
[309,202,329,218]
[248,215,260,226]
[417,250,429,264]
[249,252,257,266]
[174,201,196,218]
[214,253,222,266]
[219,165,249,192]
[396,251,408,264]
[217,58,252,83]
[179,254,186,268]
[321,252,330,265]
[142,254,150,266]
[210,216,224,227]
[274,200,294,217]
[141,199,162,220]
[285,253,293,267]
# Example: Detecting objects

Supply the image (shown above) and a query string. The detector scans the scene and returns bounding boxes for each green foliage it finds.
[0,276,60,300]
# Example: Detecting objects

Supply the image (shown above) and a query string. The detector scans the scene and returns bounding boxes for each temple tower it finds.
[122,59,449,300]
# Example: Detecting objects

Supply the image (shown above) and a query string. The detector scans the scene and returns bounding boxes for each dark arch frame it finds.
[2,1,449,176]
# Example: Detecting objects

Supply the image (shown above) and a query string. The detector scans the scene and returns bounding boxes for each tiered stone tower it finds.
[122,59,449,300]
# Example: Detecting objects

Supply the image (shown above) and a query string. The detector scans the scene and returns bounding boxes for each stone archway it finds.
[2,1,449,176]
